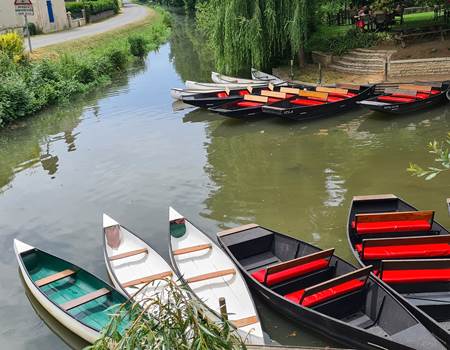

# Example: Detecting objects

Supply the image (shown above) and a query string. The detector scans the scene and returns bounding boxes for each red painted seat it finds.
[326,96,344,102]
[352,219,432,235]
[284,279,365,307]
[238,90,250,96]
[217,92,228,98]
[377,96,415,103]
[251,258,329,287]
[290,99,325,106]
[329,92,357,98]
[355,242,450,259]
[237,101,263,108]
[430,89,440,94]
[381,268,450,284]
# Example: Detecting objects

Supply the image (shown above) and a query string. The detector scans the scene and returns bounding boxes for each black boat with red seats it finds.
[260,84,375,121]
[348,194,450,344]
[357,82,450,114]
[217,223,446,349]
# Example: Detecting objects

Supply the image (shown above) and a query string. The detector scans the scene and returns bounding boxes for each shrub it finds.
[107,48,128,70]
[128,35,147,58]
[0,32,24,60]
[0,75,33,125]
[65,2,85,16]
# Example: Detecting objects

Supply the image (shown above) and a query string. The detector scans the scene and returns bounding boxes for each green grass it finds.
[393,11,447,29]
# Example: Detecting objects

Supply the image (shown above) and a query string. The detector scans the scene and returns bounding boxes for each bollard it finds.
[290,59,294,80]
[318,63,322,85]
[219,297,228,321]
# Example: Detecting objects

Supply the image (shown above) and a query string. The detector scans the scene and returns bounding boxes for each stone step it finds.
[329,64,384,74]
[339,55,385,64]
[348,51,390,59]
[337,58,385,68]
[353,48,396,54]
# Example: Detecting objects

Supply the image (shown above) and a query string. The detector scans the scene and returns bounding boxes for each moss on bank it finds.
[0,7,171,128]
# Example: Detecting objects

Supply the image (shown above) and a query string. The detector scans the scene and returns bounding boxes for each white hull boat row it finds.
[169,207,265,344]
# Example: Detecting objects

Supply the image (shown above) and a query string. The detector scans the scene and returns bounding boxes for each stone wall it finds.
[389,57,450,77]
[89,10,115,23]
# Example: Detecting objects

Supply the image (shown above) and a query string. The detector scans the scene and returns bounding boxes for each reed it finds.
[86,278,246,350]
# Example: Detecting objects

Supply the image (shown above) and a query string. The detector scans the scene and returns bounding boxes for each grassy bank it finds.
[0,6,171,128]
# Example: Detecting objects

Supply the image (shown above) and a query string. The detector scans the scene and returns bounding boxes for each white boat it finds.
[168,207,265,344]
[185,80,267,91]
[171,87,224,100]
[103,214,175,306]
[211,71,260,84]
[14,239,129,344]
[251,68,284,84]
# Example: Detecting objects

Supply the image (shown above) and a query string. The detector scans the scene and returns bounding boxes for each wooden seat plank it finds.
[244,94,269,103]
[353,194,397,201]
[173,243,212,256]
[36,269,76,287]
[187,268,236,283]
[217,224,259,237]
[316,86,348,95]
[109,248,148,261]
[61,288,110,311]
[399,84,432,92]
[298,90,328,101]
[336,83,361,91]
[122,271,173,288]
[356,210,434,224]
[261,90,288,99]
[280,87,301,95]
[232,315,258,328]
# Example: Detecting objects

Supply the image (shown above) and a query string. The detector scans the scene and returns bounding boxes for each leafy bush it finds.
[107,48,128,70]
[128,35,147,58]
[308,28,391,56]
[0,32,24,60]
[65,1,85,16]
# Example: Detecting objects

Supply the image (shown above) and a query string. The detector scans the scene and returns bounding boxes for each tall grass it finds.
[0,7,171,127]
[86,278,246,350]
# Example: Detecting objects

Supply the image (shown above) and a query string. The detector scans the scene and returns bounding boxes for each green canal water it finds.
[1,19,450,350]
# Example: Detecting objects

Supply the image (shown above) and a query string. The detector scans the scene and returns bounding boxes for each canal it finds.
[0,17,449,350]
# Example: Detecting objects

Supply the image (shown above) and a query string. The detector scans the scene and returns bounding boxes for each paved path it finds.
[30,3,150,50]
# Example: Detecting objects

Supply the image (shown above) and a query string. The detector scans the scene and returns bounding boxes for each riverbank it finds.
[0,6,171,128]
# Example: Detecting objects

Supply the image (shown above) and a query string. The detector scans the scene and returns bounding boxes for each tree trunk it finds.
[298,46,306,68]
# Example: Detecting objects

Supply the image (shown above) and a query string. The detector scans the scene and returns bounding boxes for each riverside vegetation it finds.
[0,7,171,127]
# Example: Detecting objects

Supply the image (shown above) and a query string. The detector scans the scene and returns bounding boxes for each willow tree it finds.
[197,0,316,74]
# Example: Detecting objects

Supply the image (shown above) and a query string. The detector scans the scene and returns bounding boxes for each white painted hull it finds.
[170,88,223,100]
[211,72,260,84]
[14,240,100,344]
[169,208,265,344]
[185,80,266,91]
[251,68,284,85]
[103,214,175,305]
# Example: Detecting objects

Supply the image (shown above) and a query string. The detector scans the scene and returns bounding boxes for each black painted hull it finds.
[358,91,449,115]
[261,85,376,121]
[347,195,450,346]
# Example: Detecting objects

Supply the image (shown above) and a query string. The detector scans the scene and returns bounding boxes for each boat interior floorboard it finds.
[341,311,374,329]
[240,252,280,272]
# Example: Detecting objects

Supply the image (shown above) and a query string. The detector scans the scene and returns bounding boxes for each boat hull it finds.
[15,247,100,344]
[262,85,375,121]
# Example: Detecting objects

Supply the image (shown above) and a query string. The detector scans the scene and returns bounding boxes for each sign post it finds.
[14,0,34,53]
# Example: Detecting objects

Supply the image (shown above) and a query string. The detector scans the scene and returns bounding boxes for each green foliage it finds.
[65,0,120,17]
[408,133,450,180]
[308,28,391,55]
[0,8,171,128]
[0,32,24,60]
[196,0,316,74]
[86,279,246,350]
[128,35,148,58]
[65,1,85,15]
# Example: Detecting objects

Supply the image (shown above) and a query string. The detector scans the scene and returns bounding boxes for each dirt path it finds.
[29,3,150,50]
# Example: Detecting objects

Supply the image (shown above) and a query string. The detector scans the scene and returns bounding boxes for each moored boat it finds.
[357,82,450,114]
[171,87,225,100]
[102,214,175,305]
[262,84,375,121]
[347,194,450,344]
[251,68,284,84]
[217,224,446,350]
[185,80,268,90]
[211,72,262,84]
[168,207,265,344]
[182,86,261,108]
[14,239,129,344]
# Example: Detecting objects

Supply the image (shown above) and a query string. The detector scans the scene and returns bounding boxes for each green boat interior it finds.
[21,249,129,332]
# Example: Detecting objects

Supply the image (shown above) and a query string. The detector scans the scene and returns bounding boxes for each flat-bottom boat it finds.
[217,224,446,350]
[14,239,129,344]
[347,194,450,344]
[358,82,450,114]
[168,208,265,345]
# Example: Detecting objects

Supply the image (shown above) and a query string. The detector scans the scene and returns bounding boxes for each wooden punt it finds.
[14,239,129,344]
[217,224,447,350]
[347,194,450,345]
[168,207,265,345]
[211,72,265,84]
[102,214,175,305]
[357,82,450,114]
